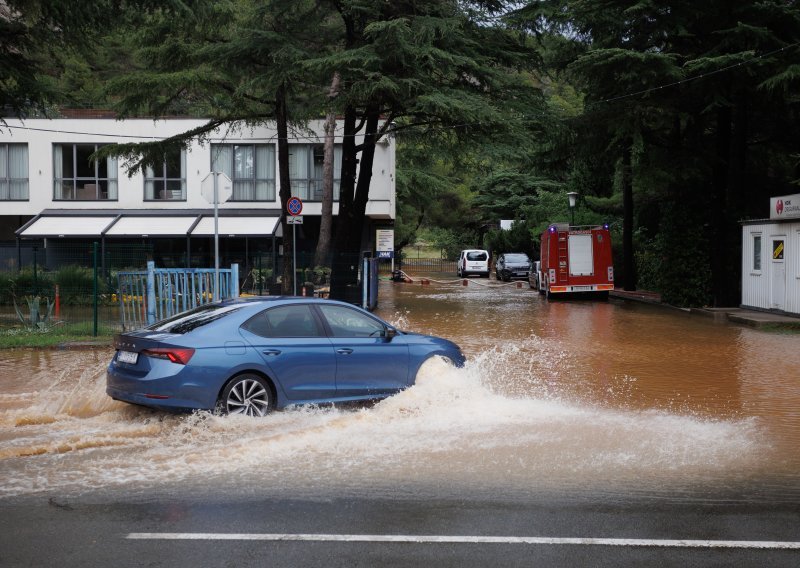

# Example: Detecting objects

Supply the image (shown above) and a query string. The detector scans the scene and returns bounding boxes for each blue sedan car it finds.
[107,297,465,416]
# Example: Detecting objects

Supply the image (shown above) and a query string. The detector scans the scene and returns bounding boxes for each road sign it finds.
[376,229,394,257]
[287,197,303,216]
[287,216,304,225]
[201,172,232,204]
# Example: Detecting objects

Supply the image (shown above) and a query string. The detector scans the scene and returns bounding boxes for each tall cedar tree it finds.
[96,0,332,294]
[0,0,195,123]
[313,0,543,297]
[98,0,542,299]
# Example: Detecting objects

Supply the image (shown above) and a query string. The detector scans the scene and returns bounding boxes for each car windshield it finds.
[505,254,530,263]
[466,252,487,261]
[147,304,245,334]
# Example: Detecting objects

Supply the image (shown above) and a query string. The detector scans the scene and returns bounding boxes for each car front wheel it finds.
[220,374,273,417]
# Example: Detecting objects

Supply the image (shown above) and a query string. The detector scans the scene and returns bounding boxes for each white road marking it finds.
[126,533,800,549]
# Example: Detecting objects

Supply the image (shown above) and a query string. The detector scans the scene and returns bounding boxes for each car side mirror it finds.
[384,327,397,340]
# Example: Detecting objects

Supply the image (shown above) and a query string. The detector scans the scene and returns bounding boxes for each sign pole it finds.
[213,172,220,302]
[292,222,297,296]
[286,197,304,297]
[201,170,231,303]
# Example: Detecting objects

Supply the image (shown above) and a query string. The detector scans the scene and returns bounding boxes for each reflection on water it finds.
[0,279,799,502]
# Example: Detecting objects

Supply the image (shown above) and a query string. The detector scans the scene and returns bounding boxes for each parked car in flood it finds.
[495,253,532,282]
[528,260,542,291]
[457,249,490,278]
[107,297,466,416]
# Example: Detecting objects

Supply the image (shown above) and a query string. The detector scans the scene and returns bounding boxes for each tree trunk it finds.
[313,71,340,270]
[276,83,294,295]
[329,104,380,300]
[711,104,732,306]
[622,142,636,291]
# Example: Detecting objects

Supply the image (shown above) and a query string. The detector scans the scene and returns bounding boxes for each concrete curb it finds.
[610,291,800,330]
[54,341,113,350]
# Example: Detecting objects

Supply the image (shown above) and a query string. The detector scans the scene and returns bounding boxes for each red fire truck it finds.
[535,223,614,298]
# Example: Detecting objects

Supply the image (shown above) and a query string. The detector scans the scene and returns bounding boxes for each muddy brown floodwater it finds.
[1,278,799,504]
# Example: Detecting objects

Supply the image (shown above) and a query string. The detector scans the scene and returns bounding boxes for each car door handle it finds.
[262,349,282,356]
[336,348,353,355]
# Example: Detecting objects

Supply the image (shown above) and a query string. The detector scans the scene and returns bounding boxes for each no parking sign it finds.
[287,197,303,216]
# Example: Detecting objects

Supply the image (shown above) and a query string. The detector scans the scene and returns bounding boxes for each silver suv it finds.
[496,253,531,282]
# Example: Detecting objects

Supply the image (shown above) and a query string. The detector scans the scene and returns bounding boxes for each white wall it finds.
[742,222,800,315]
[1,118,395,219]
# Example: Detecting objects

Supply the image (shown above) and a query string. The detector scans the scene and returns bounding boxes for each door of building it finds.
[770,236,786,310]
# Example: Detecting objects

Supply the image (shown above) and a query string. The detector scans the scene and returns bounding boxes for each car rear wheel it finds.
[220,374,273,417]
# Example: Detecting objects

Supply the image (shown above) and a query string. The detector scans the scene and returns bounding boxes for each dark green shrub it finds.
[636,204,712,308]
[0,269,55,303]
[54,265,107,305]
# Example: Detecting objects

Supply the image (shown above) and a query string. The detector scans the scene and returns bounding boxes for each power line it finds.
[597,41,800,104]
[1,41,798,142]
[1,122,352,143]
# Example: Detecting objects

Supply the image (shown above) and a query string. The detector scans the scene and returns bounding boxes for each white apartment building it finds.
[0,115,395,272]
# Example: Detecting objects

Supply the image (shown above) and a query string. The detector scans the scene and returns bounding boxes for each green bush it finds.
[0,266,108,306]
[636,205,712,308]
[54,265,107,305]
[422,227,479,260]
[0,269,54,304]
[485,220,535,257]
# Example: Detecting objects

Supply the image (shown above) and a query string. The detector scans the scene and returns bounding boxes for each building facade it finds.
[741,193,800,316]
[0,116,395,275]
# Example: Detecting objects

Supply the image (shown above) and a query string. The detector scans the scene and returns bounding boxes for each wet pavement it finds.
[1,277,800,566]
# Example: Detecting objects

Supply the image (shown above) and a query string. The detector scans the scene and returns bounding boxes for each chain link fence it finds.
[0,241,377,335]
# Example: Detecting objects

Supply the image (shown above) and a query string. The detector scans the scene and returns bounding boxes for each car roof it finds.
[217,296,362,309]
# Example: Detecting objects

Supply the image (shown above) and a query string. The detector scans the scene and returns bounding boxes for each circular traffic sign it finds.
[287,196,303,216]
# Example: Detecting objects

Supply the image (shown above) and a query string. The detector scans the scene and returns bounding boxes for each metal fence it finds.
[394,258,457,274]
[0,241,260,335]
[118,262,240,330]
[0,241,382,334]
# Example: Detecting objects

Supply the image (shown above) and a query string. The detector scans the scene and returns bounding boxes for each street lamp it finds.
[567,192,579,226]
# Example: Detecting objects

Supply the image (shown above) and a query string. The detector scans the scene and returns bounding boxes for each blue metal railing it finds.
[118,261,239,330]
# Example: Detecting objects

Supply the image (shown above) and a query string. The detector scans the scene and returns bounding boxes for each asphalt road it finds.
[2,491,799,567]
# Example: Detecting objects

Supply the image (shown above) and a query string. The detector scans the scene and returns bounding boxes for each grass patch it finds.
[758,323,800,334]
[0,323,116,349]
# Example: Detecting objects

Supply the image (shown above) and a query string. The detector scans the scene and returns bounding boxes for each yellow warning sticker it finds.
[773,241,784,260]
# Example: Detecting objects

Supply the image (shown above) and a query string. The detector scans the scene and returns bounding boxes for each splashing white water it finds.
[0,347,768,499]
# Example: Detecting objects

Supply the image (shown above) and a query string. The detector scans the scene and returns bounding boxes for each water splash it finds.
[0,347,769,499]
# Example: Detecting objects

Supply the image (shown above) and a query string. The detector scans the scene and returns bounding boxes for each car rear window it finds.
[466,252,487,261]
[147,304,245,334]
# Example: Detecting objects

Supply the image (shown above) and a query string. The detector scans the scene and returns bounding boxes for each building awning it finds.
[18,216,118,238]
[16,210,282,239]
[104,216,199,237]
[191,216,280,237]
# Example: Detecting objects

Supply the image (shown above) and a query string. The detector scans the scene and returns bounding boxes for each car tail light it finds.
[142,347,195,365]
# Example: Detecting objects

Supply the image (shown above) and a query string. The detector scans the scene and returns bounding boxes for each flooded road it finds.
[1,279,799,504]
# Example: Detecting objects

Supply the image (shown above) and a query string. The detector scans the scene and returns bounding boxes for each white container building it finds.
[741,193,800,315]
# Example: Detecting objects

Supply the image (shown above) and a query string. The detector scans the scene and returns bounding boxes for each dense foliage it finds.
[3,1,799,306]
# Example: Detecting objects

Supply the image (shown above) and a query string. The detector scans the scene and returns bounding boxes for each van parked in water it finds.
[457,249,490,278]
